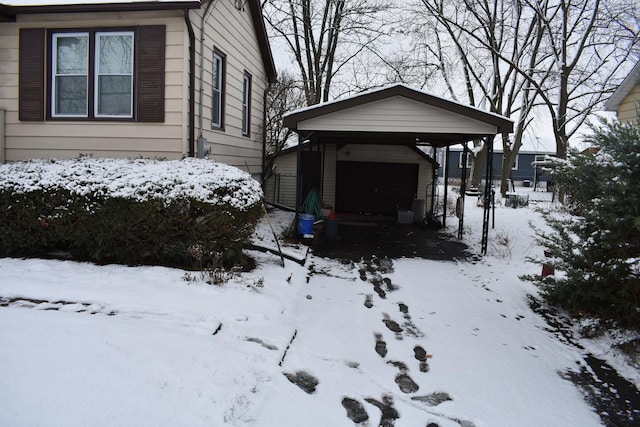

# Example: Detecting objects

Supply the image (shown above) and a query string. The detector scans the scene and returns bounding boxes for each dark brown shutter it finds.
[135,25,165,123]
[19,28,45,121]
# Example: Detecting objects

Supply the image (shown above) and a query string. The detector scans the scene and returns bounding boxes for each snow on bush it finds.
[0,157,263,210]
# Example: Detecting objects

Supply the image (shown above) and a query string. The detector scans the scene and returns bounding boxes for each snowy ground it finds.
[1,186,638,426]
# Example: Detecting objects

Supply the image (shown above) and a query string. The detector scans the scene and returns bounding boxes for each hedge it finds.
[0,157,263,269]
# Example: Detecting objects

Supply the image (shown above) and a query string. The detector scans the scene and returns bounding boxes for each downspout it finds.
[197,0,218,156]
[184,10,196,157]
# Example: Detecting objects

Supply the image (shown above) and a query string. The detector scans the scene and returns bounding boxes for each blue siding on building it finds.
[439,149,554,183]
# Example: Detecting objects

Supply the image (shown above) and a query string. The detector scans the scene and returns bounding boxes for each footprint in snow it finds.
[283,370,319,394]
[414,345,431,372]
[382,314,403,339]
[388,360,419,393]
[365,394,399,427]
[374,333,388,358]
[364,294,374,308]
[342,397,369,424]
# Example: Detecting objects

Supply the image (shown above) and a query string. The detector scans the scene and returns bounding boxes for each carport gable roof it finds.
[283,84,514,147]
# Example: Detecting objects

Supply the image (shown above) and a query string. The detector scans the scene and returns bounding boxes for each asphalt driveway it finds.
[309,217,472,262]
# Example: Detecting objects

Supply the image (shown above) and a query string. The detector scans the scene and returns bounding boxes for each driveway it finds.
[310,217,472,262]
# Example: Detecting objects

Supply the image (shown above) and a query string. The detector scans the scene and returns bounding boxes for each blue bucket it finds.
[298,214,315,235]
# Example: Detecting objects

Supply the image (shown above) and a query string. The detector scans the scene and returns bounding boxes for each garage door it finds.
[336,161,419,215]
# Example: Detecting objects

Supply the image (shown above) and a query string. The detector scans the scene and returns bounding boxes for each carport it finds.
[282,84,514,254]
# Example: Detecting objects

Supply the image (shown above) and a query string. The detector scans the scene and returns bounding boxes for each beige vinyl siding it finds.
[0,11,188,161]
[271,148,298,208]
[296,96,498,135]
[617,84,640,124]
[191,1,267,176]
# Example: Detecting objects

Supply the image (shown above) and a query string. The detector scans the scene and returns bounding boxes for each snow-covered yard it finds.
[1,187,638,426]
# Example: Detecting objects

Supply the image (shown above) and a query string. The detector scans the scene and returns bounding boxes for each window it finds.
[95,32,134,117]
[458,152,473,168]
[19,26,165,122]
[242,71,252,136]
[212,49,226,129]
[51,31,133,118]
[52,33,88,117]
[511,154,519,170]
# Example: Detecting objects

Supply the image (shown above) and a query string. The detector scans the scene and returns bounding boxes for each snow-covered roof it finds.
[0,0,201,21]
[284,83,513,124]
[282,84,514,147]
[1,0,198,5]
[604,61,640,112]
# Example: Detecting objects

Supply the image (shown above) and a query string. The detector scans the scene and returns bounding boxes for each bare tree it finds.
[408,0,638,197]
[413,0,544,195]
[262,0,392,105]
[264,71,307,172]
[523,0,639,163]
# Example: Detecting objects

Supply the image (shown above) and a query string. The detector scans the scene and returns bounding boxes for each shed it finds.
[275,84,514,253]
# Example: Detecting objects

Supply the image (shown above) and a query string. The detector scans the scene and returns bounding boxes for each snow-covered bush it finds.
[0,157,263,269]
[524,119,640,328]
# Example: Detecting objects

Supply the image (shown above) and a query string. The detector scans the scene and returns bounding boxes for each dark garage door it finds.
[336,161,418,215]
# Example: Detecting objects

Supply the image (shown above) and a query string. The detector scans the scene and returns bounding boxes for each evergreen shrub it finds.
[524,119,640,328]
[0,157,263,269]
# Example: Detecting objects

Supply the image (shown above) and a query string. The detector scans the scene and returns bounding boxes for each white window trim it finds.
[94,31,134,119]
[242,72,251,136]
[458,152,473,168]
[51,32,89,118]
[512,154,519,170]
[212,51,224,129]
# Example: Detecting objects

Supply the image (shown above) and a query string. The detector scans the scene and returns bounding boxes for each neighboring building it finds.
[437,147,555,188]
[0,0,276,176]
[604,61,640,125]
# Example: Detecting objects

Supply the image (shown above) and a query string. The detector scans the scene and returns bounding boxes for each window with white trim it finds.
[52,33,88,117]
[242,71,252,136]
[458,152,473,168]
[96,32,133,117]
[52,31,134,118]
[212,49,225,129]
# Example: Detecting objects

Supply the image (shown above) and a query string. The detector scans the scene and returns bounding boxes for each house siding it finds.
[441,149,553,185]
[190,0,268,176]
[296,96,498,135]
[617,84,640,124]
[270,147,298,208]
[0,11,188,161]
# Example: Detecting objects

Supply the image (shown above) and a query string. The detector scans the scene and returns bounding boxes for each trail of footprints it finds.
[341,257,470,427]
